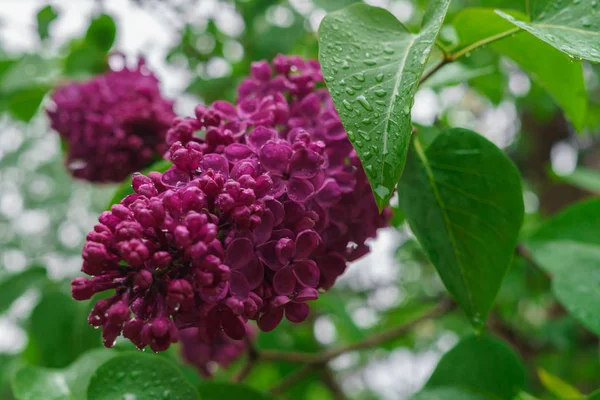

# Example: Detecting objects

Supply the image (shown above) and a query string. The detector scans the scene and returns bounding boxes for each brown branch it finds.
[261,299,455,365]
[322,368,348,400]
[231,338,260,383]
[268,365,323,397]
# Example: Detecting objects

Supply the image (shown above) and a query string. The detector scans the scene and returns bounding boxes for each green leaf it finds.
[421,63,496,90]
[411,387,496,400]
[313,0,361,11]
[87,352,199,400]
[107,159,172,209]
[11,349,116,400]
[0,267,46,314]
[318,1,451,210]
[27,291,102,368]
[4,86,50,122]
[453,9,587,131]
[538,369,583,399]
[552,255,600,336]
[197,382,274,400]
[497,0,600,62]
[398,128,524,324]
[85,14,117,52]
[36,5,58,41]
[426,335,526,400]
[553,167,600,194]
[589,390,600,400]
[64,45,109,78]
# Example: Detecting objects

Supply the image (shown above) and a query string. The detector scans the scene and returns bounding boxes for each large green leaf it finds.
[497,0,600,62]
[524,199,600,336]
[0,267,46,314]
[197,383,274,400]
[537,369,583,399]
[87,352,199,400]
[426,335,526,399]
[398,128,524,325]
[318,1,451,210]
[411,387,496,400]
[27,291,101,368]
[11,349,115,400]
[85,14,117,53]
[453,9,587,131]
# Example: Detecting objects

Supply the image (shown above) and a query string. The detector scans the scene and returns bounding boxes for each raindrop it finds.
[346,88,356,95]
[353,72,365,82]
[374,89,387,98]
[357,95,373,111]
[402,105,410,114]
[374,185,390,199]
[581,16,592,27]
[364,60,377,66]
[341,60,350,69]
[342,100,354,111]
[383,48,394,55]
[375,73,384,82]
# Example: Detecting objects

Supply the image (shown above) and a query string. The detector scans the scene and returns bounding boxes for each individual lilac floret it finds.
[180,326,254,377]
[73,55,391,354]
[47,58,176,182]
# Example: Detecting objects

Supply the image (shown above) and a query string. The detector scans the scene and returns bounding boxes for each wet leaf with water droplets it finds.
[497,0,600,62]
[398,128,524,325]
[319,1,451,210]
[197,383,275,400]
[453,8,587,131]
[87,352,199,400]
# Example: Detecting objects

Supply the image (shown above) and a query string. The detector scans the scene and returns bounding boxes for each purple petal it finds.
[315,178,341,207]
[295,287,319,302]
[161,167,190,188]
[239,257,264,290]
[211,101,239,120]
[199,281,229,303]
[271,295,292,308]
[265,199,285,226]
[287,178,314,203]
[269,175,286,198]
[273,265,296,295]
[289,148,321,179]
[202,154,229,178]
[225,238,254,269]
[229,271,250,299]
[285,302,310,323]
[221,310,246,340]
[257,241,286,270]
[231,160,259,179]
[275,238,295,265]
[292,260,320,288]
[224,144,254,163]
[295,230,320,259]
[253,210,274,245]
[259,141,291,174]
[258,308,284,332]
[317,253,347,290]
[250,60,272,81]
[247,126,277,149]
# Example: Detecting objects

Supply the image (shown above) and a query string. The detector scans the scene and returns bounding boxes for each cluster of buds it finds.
[47,58,175,182]
[72,55,390,356]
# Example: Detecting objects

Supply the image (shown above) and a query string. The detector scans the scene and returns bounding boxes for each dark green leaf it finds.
[411,387,496,400]
[197,382,274,400]
[398,128,524,325]
[5,86,50,122]
[36,5,58,41]
[107,159,172,209]
[589,390,600,400]
[497,0,600,62]
[12,349,116,400]
[87,352,199,400]
[85,14,117,52]
[426,335,526,399]
[0,267,46,315]
[453,9,587,131]
[64,44,109,78]
[27,291,102,368]
[537,369,583,399]
[318,1,451,210]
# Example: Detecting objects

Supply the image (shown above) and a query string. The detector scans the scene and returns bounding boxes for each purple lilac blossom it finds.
[47,58,176,182]
[72,55,391,354]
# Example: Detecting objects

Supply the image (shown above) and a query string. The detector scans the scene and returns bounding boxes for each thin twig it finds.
[419,57,449,85]
[261,299,455,365]
[322,368,348,400]
[268,365,324,396]
[231,338,260,383]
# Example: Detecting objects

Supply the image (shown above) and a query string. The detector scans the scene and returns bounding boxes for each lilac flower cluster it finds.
[48,59,176,182]
[72,55,390,353]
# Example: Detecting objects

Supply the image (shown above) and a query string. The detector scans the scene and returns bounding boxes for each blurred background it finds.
[0,0,599,399]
